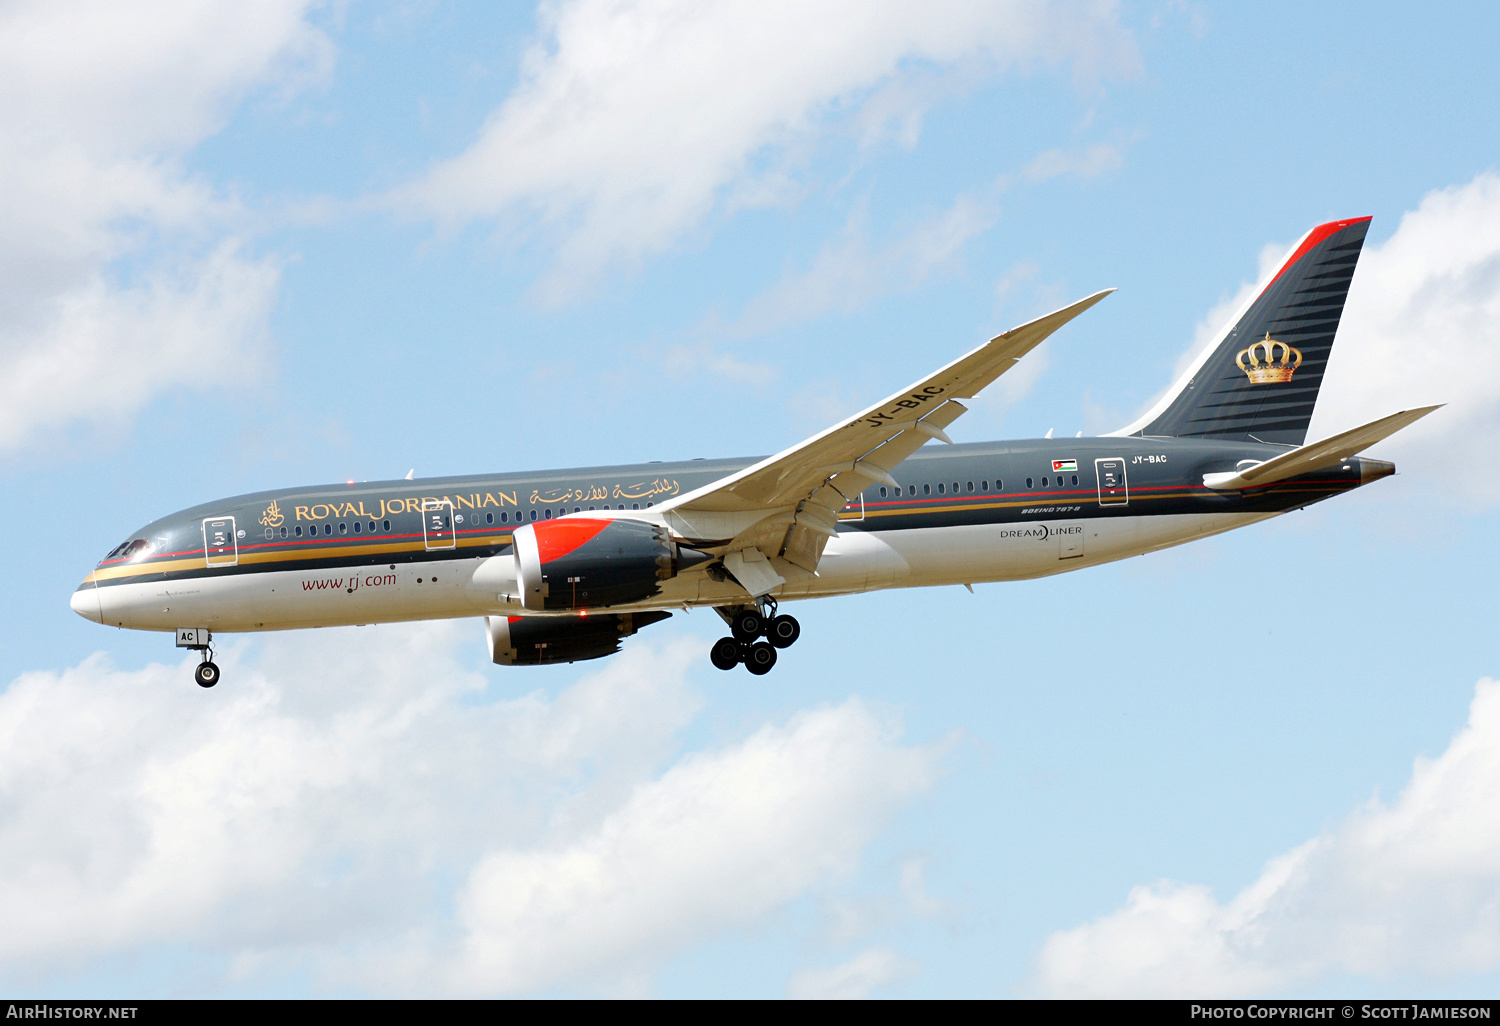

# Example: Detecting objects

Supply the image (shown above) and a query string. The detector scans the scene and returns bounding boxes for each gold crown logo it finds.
[1236,332,1302,384]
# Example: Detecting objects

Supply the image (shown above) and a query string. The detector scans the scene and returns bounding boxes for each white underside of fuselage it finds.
[85,511,1279,634]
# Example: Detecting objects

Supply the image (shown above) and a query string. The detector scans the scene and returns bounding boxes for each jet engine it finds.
[512,518,710,611]
[485,610,672,665]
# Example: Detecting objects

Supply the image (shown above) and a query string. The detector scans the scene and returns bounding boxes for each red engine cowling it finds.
[485,610,671,665]
[512,518,709,611]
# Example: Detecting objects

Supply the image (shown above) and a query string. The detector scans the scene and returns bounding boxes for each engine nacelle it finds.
[485,610,672,665]
[512,518,709,611]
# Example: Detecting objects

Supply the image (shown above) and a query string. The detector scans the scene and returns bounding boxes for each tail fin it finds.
[1112,217,1372,446]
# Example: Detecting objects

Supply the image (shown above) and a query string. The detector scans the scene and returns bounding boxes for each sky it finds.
[1,0,1499,998]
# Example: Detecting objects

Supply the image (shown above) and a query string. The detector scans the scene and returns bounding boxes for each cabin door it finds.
[422,500,456,550]
[1095,458,1129,507]
[203,517,238,567]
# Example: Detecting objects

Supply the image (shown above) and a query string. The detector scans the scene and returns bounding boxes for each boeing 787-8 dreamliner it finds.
[73,217,1436,686]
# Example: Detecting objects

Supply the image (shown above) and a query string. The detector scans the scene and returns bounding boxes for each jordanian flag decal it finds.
[1052,459,1078,473]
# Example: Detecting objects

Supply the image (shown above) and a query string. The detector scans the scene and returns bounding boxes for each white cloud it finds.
[0,0,329,454]
[1032,676,1500,997]
[660,339,779,386]
[0,623,700,974]
[397,0,1138,293]
[737,192,998,333]
[439,698,940,994]
[0,624,938,995]
[1312,173,1500,503]
[0,244,281,450]
[1016,138,1128,184]
[788,946,919,998]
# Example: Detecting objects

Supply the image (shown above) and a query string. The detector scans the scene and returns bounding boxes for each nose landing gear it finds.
[176,627,219,688]
[711,600,799,674]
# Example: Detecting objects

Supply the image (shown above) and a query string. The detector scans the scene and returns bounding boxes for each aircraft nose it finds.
[70,580,102,624]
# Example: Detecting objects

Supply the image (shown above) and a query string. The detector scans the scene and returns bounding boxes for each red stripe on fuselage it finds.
[532,518,612,562]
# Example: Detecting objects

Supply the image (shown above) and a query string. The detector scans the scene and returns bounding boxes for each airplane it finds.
[71,216,1438,687]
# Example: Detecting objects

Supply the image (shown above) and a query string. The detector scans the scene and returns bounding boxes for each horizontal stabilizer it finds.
[1202,405,1442,491]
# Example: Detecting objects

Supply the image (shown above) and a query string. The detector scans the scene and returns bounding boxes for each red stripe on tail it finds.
[1262,216,1372,293]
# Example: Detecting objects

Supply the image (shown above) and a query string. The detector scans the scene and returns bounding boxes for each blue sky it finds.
[3,0,1500,998]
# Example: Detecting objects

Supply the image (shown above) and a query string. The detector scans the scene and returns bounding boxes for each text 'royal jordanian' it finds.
[72,217,1438,687]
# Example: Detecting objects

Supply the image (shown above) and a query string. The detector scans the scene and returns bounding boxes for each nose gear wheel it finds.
[194,661,221,688]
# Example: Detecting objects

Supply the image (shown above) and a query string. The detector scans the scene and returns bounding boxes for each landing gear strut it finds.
[177,627,219,688]
[711,598,800,674]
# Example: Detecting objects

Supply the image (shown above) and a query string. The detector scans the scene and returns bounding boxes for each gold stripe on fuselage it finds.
[86,534,517,584]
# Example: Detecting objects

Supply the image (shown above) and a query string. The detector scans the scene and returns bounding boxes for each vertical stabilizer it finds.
[1112,217,1371,446]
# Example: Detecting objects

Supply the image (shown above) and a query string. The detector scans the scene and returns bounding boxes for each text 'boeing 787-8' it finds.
[73,217,1437,687]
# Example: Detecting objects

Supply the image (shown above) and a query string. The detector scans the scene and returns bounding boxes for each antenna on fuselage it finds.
[405,469,415,480]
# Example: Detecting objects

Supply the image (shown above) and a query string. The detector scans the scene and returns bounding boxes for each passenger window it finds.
[353,522,361,534]
[383,520,391,531]
[280,527,288,538]
[996,479,1002,490]
[295,526,302,537]
[937,482,945,494]
[369,521,376,532]
[486,513,493,525]
[530,510,537,521]
[324,524,332,536]
[981,480,989,490]
[339,523,348,535]
[545,509,552,519]
[966,481,974,492]
[923,484,931,495]
[953,482,959,493]
[632,503,640,510]
[1026,478,1033,489]
[908,485,916,496]
[1072,475,1078,485]
[879,487,887,498]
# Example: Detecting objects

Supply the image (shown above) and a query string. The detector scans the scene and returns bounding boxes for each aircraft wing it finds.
[1202,405,1442,491]
[656,289,1114,584]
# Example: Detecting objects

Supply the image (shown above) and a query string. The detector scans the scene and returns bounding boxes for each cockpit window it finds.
[105,538,152,562]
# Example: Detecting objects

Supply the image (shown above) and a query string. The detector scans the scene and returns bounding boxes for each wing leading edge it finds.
[657,289,1114,584]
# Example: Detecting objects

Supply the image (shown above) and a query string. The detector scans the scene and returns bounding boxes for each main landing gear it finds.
[710,599,801,675]
[177,628,219,688]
